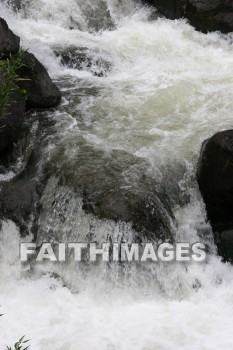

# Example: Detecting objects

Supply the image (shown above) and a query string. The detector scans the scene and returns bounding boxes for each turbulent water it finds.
[1,0,233,349]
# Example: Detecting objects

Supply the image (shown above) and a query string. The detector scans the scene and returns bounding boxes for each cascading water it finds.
[1,0,233,349]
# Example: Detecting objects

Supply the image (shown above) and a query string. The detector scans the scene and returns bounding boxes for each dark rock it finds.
[17,52,61,109]
[144,0,233,33]
[197,130,233,229]
[54,47,111,77]
[0,18,20,55]
[197,130,233,262]
[0,74,25,153]
[47,145,175,242]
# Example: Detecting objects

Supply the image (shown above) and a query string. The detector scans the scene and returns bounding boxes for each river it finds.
[1,1,233,349]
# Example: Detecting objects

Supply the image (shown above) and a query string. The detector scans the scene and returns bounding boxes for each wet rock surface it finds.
[17,52,61,109]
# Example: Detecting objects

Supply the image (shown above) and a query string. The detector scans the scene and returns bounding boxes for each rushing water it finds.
[1,0,233,349]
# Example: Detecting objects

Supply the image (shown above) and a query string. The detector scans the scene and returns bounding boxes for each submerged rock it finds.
[0,74,25,153]
[197,130,233,261]
[0,18,20,55]
[54,47,111,77]
[47,145,175,242]
[144,0,233,33]
[17,52,61,109]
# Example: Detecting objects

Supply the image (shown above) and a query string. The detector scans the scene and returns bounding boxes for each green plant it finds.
[6,336,30,350]
[0,51,25,117]
[1,310,30,350]
[20,87,28,101]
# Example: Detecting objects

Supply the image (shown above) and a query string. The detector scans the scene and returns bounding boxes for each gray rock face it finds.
[17,52,61,109]
[0,18,20,55]
[144,0,233,33]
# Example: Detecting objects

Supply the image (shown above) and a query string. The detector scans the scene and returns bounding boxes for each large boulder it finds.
[0,74,25,153]
[0,18,20,55]
[144,0,233,33]
[197,130,233,261]
[17,52,61,109]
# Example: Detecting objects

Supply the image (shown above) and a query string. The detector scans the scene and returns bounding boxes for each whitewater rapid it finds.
[1,0,233,349]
